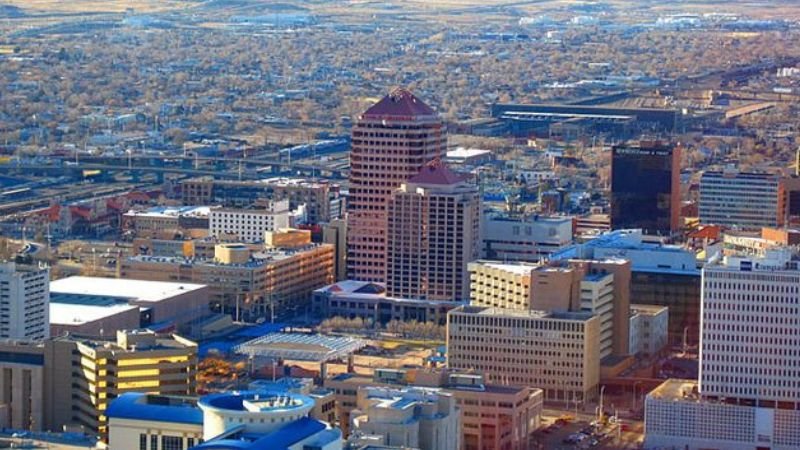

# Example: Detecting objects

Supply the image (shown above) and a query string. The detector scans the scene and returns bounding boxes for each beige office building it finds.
[469,259,631,358]
[386,160,481,301]
[447,306,600,403]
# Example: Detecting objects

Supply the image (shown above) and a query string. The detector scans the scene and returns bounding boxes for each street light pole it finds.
[599,385,606,423]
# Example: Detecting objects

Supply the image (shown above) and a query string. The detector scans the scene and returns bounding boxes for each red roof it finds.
[69,205,92,220]
[36,204,61,222]
[362,88,436,119]
[408,159,468,185]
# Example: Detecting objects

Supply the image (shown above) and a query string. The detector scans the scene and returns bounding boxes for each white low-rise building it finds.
[209,199,305,243]
[645,380,800,450]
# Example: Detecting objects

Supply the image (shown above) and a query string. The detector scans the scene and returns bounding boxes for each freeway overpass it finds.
[0,157,348,181]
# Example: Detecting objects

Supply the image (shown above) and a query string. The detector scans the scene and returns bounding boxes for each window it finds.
[139,434,147,450]
[162,436,182,450]
[150,435,158,450]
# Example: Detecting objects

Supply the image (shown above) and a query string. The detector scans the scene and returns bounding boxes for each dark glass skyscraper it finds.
[610,141,680,234]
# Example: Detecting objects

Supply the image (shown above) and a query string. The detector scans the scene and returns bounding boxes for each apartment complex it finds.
[208,199,292,243]
[386,160,480,301]
[120,236,334,320]
[645,247,800,450]
[0,262,49,340]
[481,213,573,262]
[699,168,784,229]
[447,306,600,403]
[610,141,680,234]
[180,177,343,224]
[347,88,446,282]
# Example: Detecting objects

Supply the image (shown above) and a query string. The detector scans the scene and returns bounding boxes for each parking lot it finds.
[530,411,643,450]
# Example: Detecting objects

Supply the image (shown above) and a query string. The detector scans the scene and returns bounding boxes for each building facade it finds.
[0,262,49,341]
[699,248,800,403]
[311,280,461,326]
[644,246,800,450]
[120,239,334,320]
[628,304,669,359]
[0,340,44,431]
[347,88,446,282]
[610,141,680,234]
[208,200,292,243]
[481,214,573,262]
[386,161,480,301]
[468,261,537,311]
[349,387,459,450]
[699,168,784,229]
[324,368,542,450]
[107,390,342,450]
[446,306,600,403]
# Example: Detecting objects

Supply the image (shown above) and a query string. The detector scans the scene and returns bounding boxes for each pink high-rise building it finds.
[347,88,446,282]
[386,160,481,301]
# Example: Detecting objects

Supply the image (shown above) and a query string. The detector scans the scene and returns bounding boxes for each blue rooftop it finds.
[106,393,203,425]
[190,417,330,450]
[199,391,313,414]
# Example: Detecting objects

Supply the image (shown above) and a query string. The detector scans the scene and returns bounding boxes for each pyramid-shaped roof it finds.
[408,159,468,185]
[362,88,436,119]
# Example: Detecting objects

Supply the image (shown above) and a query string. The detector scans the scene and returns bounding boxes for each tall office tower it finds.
[645,246,800,450]
[610,141,680,234]
[347,88,446,282]
[699,247,800,403]
[386,161,480,301]
[699,168,784,229]
[0,262,49,340]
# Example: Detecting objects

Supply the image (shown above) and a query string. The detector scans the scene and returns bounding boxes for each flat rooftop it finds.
[127,244,328,269]
[631,303,669,315]
[454,306,595,321]
[50,299,138,326]
[474,261,539,276]
[51,276,206,302]
[648,379,699,401]
[446,147,492,158]
[124,205,211,218]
